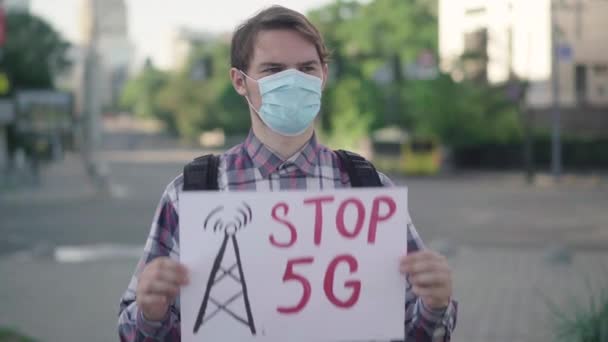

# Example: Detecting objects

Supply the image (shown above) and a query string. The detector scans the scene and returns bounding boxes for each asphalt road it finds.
[1,132,607,341]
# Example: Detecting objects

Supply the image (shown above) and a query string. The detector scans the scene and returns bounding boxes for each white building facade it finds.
[439,0,608,115]
[78,0,133,110]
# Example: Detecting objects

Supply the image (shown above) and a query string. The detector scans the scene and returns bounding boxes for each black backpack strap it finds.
[183,154,220,191]
[335,149,383,187]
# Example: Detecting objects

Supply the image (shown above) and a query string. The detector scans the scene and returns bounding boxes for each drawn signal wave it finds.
[203,203,253,235]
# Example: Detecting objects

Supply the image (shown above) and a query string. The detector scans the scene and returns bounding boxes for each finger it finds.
[176,263,190,284]
[410,272,448,288]
[402,259,433,275]
[155,259,190,284]
[166,261,190,282]
[403,259,447,275]
[156,258,179,272]
[403,250,439,267]
[412,285,435,297]
[157,266,189,286]
[140,293,168,307]
[146,280,180,297]
[399,260,437,274]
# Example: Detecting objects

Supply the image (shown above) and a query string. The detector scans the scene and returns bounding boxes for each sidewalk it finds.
[449,246,608,342]
[1,243,606,342]
[1,147,607,341]
[0,153,105,204]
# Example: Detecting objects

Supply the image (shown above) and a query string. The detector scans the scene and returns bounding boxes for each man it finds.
[118,6,457,341]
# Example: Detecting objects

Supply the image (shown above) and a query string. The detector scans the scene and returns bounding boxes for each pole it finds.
[550,0,562,181]
[82,0,108,193]
[522,101,535,184]
[0,0,5,176]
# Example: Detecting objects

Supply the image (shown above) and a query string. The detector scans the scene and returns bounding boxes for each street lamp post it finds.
[550,0,562,181]
[82,0,108,193]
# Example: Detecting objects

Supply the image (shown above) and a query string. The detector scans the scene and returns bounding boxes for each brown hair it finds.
[231,5,330,72]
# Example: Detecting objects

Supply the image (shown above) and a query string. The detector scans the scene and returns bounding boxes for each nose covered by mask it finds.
[241,69,323,136]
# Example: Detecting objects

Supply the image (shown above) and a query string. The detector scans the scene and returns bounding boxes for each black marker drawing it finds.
[193,202,256,335]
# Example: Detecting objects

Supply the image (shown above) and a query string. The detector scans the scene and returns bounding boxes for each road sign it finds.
[557,44,573,62]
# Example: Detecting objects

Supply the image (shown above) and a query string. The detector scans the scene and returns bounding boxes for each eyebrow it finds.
[258,60,320,69]
[297,60,321,67]
[258,62,285,69]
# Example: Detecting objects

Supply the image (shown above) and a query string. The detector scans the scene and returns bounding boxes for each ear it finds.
[230,68,248,96]
[321,63,329,90]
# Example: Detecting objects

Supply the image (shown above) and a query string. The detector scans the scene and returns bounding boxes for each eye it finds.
[264,67,283,74]
[300,66,316,73]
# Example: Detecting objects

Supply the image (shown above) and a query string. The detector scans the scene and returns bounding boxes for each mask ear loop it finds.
[239,70,262,116]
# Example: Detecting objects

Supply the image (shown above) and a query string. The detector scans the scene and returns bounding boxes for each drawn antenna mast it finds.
[193,203,256,335]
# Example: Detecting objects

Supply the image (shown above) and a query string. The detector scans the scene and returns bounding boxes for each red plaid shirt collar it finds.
[242,130,321,178]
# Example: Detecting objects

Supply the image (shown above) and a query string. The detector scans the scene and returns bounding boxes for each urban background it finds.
[0,0,607,341]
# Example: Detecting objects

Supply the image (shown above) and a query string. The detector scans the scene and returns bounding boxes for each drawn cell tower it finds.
[193,203,256,335]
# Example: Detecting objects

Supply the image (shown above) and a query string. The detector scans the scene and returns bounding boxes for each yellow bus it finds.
[402,137,441,175]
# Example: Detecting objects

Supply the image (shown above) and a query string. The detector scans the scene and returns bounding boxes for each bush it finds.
[0,327,36,342]
[452,137,608,170]
[547,286,608,342]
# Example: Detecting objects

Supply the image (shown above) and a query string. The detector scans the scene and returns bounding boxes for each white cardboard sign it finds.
[180,187,410,342]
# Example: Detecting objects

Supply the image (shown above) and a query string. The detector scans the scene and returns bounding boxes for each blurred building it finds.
[439,0,608,136]
[4,0,29,12]
[166,27,214,71]
[77,0,133,111]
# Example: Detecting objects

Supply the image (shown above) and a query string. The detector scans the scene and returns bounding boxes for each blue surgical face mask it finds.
[240,69,323,136]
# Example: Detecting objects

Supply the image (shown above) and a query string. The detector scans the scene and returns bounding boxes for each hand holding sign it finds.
[180,188,410,342]
[401,250,453,310]
[136,257,189,321]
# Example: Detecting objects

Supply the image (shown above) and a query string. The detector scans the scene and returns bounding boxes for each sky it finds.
[30,0,337,68]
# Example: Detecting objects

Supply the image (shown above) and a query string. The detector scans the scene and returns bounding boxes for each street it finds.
[1,131,607,342]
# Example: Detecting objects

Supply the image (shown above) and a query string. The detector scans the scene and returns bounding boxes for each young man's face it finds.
[231,29,328,118]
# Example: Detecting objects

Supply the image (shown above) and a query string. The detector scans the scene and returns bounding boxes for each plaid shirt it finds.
[118,131,457,341]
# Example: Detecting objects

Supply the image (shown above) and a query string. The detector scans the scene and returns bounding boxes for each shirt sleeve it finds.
[118,178,183,341]
[379,172,458,341]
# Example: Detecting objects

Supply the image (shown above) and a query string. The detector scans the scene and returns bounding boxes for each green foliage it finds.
[3,12,71,90]
[309,0,521,149]
[351,0,437,62]
[124,41,251,140]
[546,282,608,342]
[323,77,375,150]
[405,74,522,147]
[119,0,521,148]
[0,327,36,342]
[190,42,250,135]
[157,69,227,139]
[208,81,250,135]
[120,59,169,119]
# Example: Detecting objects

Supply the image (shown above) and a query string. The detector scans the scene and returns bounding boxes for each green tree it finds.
[188,41,251,135]
[308,0,439,144]
[3,12,71,90]
[132,0,522,149]
[309,0,521,149]
[323,77,376,150]
[406,74,522,147]
[155,72,212,139]
[120,59,169,119]
[152,40,251,140]
[352,0,437,63]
